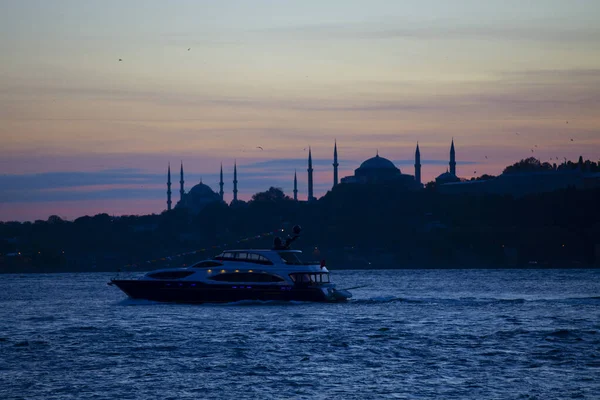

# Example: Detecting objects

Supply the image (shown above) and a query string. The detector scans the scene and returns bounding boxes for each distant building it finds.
[174,180,222,214]
[341,152,415,187]
[436,169,461,185]
[434,139,460,184]
[166,139,467,209]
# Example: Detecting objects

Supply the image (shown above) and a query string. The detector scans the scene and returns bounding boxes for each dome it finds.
[436,171,455,180]
[358,154,400,172]
[436,171,460,184]
[175,182,222,214]
[188,182,217,196]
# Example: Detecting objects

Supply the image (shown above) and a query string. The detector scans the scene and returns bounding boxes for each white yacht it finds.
[109,228,351,303]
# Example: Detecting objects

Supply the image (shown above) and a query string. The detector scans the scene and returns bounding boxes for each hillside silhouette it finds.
[2,158,600,272]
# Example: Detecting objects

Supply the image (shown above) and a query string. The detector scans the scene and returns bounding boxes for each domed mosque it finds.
[165,140,459,209]
[166,162,237,214]
[341,151,418,188]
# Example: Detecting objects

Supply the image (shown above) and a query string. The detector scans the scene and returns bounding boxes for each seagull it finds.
[485,156,488,159]
[531,149,534,153]
[188,48,191,51]
[566,121,569,124]
[534,145,538,148]
[256,146,263,150]
[474,171,477,174]
[515,132,519,136]
[118,59,122,61]
[570,139,574,142]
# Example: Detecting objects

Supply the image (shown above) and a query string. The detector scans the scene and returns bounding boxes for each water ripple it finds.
[1,269,599,399]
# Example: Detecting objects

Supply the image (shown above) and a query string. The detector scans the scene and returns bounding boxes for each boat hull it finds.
[110,280,341,303]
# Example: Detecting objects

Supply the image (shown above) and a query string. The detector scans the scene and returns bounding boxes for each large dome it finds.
[175,182,222,214]
[358,154,400,172]
[189,182,217,196]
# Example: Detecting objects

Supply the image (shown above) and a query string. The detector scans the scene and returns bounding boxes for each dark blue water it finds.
[1,269,599,399]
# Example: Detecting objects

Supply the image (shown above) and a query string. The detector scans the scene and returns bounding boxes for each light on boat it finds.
[221,269,226,273]
[248,270,253,272]
[207,269,212,273]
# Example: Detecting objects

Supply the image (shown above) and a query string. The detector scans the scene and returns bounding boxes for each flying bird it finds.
[515,132,519,136]
[570,139,574,142]
[118,59,122,61]
[188,48,191,51]
[256,146,264,150]
[531,149,534,153]
[485,156,488,159]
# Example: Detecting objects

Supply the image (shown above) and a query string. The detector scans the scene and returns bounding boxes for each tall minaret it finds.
[233,161,238,202]
[333,140,339,188]
[415,143,422,185]
[307,147,314,201]
[179,161,185,201]
[219,163,224,200]
[167,163,172,211]
[449,138,456,176]
[293,170,298,201]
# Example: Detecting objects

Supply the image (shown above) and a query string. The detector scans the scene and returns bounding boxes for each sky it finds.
[1,0,600,221]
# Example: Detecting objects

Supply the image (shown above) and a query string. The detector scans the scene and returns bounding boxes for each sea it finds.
[1,269,599,399]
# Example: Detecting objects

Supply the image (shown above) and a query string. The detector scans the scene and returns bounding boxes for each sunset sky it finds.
[1,0,600,221]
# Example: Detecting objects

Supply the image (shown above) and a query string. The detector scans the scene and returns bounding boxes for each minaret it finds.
[179,161,185,201]
[233,161,238,202]
[219,163,224,201]
[167,163,172,211]
[449,138,456,176]
[333,140,339,188]
[415,142,422,185]
[293,170,298,201]
[307,147,314,201]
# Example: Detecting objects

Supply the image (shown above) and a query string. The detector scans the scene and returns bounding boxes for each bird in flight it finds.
[570,139,574,142]
[485,156,488,159]
[118,59,122,61]
[188,48,191,51]
[515,132,519,135]
[256,146,264,150]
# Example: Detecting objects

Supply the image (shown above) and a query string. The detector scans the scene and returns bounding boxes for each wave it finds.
[351,296,600,305]
[25,315,57,322]
[116,299,162,306]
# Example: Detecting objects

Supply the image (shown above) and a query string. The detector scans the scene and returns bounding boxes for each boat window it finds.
[257,255,273,265]
[289,272,330,284]
[278,252,303,265]
[148,270,195,280]
[210,272,284,283]
[214,252,273,265]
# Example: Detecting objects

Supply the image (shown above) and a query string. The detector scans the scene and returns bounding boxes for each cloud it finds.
[0,169,159,191]
[258,19,600,44]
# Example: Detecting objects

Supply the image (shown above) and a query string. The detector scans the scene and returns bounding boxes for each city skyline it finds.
[1,1,600,221]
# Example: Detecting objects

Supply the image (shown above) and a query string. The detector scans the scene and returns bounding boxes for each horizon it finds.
[2,1,600,221]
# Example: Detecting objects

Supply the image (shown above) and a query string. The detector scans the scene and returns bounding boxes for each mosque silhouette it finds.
[166,140,459,214]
